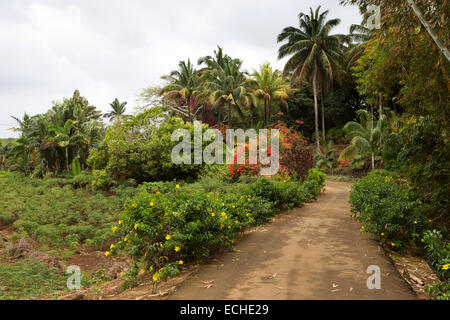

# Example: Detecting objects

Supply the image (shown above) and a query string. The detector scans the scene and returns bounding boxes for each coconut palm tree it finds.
[277,6,347,152]
[160,59,200,122]
[47,119,75,171]
[339,109,387,170]
[103,98,128,121]
[249,63,291,126]
[199,49,251,128]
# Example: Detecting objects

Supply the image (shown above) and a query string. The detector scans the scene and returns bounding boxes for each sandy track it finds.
[168,180,416,300]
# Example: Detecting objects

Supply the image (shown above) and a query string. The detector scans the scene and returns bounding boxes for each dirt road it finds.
[168,180,416,300]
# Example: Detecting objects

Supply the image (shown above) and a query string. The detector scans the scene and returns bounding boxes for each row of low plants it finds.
[0,171,138,248]
[349,170,449,300]
[107,168,325,287]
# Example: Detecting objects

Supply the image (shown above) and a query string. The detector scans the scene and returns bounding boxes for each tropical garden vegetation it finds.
[0,1,448,299]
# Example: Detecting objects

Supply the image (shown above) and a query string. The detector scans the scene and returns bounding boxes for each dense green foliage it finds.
[350,170,449,298]
[0,171,135,248]
[109,169,325,283]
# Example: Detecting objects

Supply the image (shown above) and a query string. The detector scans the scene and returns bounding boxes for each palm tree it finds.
[201,58,250,128]
[277,6,347,152]
[198,48,251,128]
[104,98,127,121]
[160,59,200,122]
[249,63,291,126]
[47,119,74,171]
[339,109,386,170]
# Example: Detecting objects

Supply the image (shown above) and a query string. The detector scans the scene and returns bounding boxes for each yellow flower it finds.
[414,220,418,224]
[132,203,137,208]
[124,237,127,242]
[150,201,154,206]
[221,212,226,217]
[421,239,424,243]
[165,234,171,240]
[134,223,139,229]
[176,184,180,189]
[178,260,183,265]
[175,246,180,252]
[118,220,123,225]
[139,269,145,274]
[211,212,215,217]
[391,242,395,247]
[112,226,118,233]
[153,274,159,281]
[232,205,235,208]
[381,233,384,236]
[442,264,449,270]
[104,251,110,257]
[120,272,126,279]
[110,244,115,250]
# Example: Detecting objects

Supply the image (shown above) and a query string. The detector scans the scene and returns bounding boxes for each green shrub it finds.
[110,169,326,284]
[349,170,430,248]
[92,169,113,190]
[422,230,449,280]
[301,168,326,200]
[349,170,449,300]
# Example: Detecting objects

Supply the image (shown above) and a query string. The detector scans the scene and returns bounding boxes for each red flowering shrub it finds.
[228,121,313,180]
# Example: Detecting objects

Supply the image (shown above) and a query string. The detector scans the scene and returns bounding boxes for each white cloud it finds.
[0,0,361,137]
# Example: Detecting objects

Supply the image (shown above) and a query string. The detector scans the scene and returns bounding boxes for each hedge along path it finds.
[167,180,417,300]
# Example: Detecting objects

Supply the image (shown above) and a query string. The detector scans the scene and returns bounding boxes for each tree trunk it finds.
[187,96,192,122]
[371,152,375,171]
[321,91,326,141]
[228,104,232,128]
[217,104,222,130]
[267,96,272,126]
[378,93,383,115]
[66,146,69,172]
[264,99,267,127]
[312,65,320,153]
[406,0,450,63]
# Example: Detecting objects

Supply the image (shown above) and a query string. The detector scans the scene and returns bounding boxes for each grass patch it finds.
[0,259,67,300]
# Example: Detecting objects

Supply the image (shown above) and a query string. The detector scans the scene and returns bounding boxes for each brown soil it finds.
[166,180,417,300]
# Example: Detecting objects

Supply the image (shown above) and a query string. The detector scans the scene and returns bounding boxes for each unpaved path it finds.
[168,180,416,300]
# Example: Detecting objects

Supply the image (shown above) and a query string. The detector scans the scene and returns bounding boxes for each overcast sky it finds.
[0,0,361,138]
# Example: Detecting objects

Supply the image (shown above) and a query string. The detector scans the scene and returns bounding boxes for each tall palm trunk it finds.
[321,90,326,141]
[228,104,232,128]
[312,64,320,153]
[264,99,267,126]
[187,95,192,122]
[371,152,375,171]
[217,104,222,130]
[267,96,272,126]
[65,146,69,171]
[378,93,383,115]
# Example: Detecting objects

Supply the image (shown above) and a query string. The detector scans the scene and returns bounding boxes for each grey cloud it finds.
[0,0,361,137]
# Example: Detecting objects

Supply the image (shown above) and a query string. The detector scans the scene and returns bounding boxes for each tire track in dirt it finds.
[167,180,417,300]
